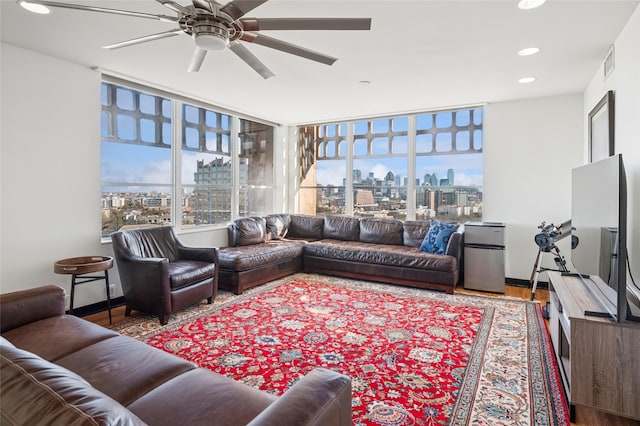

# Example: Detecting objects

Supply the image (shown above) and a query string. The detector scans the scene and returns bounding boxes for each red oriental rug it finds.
[113,274,569,425]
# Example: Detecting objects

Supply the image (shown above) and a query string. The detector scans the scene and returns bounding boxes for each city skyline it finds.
[315,153,483,188]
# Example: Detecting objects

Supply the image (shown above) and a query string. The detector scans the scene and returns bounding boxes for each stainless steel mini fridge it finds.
[464,221,506,293]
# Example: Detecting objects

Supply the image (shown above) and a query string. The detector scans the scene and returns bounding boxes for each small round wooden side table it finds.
[54,256,114,324]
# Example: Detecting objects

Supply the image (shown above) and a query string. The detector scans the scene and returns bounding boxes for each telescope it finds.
[530,219,575,303]
[534,220,574,252]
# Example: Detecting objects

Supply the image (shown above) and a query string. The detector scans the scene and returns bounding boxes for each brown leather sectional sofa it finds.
[0,285,352,426]
[219,214,462,295]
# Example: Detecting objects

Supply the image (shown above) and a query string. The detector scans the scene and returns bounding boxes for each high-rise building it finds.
[193,158,248,224]
[447,168,454,185]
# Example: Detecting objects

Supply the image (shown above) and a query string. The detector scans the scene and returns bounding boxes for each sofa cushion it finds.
[1,315,119,362]
[403,220,431,248]
[56,335,196,407]
[305,240,457,272]
[168,260,216,290]
[323,216,360,241]
[420,220,460,255]
[288,215,324,240]
[235,217,268,246]
[265,214,291,240]
[219,240,306,272]
[127,368,277,426]
[1,344,146,426]
[359,218,404,245]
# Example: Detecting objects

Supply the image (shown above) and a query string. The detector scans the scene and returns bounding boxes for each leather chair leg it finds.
[159,313,170,325]
[207,296,213,304]
[125,306,132,316]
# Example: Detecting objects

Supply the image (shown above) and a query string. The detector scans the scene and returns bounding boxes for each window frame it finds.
[299,107,484,221]
[100,76,277,241]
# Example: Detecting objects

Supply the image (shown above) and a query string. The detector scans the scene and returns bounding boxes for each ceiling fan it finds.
[17,0,372,78]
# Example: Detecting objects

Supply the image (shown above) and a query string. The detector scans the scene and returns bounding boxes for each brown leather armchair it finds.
[111,226,218,325]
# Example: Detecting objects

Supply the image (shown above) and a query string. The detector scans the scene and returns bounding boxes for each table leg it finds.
[105,270,112,325]
[70,274,77,315]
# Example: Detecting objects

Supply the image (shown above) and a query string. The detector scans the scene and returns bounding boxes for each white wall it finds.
[484,94,584,281]
[1,44,104,304]
[0,43,227,307]
[584,5,640,288]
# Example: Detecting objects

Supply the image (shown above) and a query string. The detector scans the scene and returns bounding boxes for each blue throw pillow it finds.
[420,220,459,255]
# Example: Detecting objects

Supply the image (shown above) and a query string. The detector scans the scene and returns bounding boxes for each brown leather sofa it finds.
[219,214,462,295]
[111,226,218,325]
[0,285,352,426]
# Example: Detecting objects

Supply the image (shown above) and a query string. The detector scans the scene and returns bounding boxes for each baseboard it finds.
[68,296,125,317]
[506,277,548,290]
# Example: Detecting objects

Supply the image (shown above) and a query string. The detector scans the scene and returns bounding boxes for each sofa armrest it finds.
[227,223,239,247]
[0,285,65,333]
[246,368,352,426]
[177,245,218,264]
[445,231,463,259]
[115,254,171,312]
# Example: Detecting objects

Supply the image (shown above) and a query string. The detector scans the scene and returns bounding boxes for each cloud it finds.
[316,161,347,186]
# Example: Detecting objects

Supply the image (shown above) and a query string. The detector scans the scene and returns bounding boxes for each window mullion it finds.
[345,122,354,216]
[231,117,239,219]
[172,101,182,229]
[407,115,417,221]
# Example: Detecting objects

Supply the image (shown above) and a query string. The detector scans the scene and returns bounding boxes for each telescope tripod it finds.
[529,244,570,301]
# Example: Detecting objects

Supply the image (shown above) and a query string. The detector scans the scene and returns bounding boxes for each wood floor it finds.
[84,284,640,426]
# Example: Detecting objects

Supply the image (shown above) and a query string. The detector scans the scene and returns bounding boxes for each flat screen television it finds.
[571,153,640,322]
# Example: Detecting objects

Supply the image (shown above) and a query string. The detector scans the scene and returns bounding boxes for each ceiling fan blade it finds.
[221,0,268,20]
[241,18,372,32]
[20,1,177,22]
[241,33,337,66]
[187,47,208,72]
[156,0,190,15]
[229,42,275,79]
[191,0,214,12]
[104,29,184,50]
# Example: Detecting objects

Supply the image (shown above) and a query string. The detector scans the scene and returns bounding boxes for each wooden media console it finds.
[547,271,640,421]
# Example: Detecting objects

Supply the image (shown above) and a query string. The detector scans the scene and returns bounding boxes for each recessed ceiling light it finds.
[518,0,546,10]
[518,47,540,56]
[19,1,50,14]
[358,80,371,85]
[518,77,536,84]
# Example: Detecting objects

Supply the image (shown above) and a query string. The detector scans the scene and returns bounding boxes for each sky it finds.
[101,143,220,189]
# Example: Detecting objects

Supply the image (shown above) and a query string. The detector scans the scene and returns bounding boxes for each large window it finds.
[101,81,274,237]
[300,107,483,222]
[182,103,233,226]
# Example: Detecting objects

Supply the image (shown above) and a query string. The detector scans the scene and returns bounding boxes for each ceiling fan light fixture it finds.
[193,22,229,51]
[18,1,50,14]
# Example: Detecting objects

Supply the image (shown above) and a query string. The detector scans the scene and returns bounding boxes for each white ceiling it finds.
[1,0,638,124]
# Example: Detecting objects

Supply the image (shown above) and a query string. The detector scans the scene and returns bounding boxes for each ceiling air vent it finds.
[604,45,615,80]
